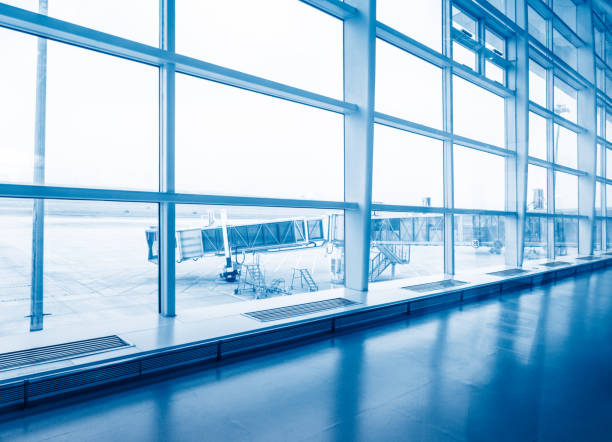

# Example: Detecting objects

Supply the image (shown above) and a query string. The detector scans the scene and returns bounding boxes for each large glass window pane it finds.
[46,200,158,313]
[596,144,603,177]
[608,184,612,217]
[485,61,505,85]
[608,147,612,179]
[485,29,505,57]
[176,0,342,98]
[525,216,547,261]
[527,165,547,212]
[608,219,612,249]
[529,112,548,160]
[595,182,602,216]
[488,0,505,13]
[593,219,602,253]
[2,0,158,45]
[376,40,443,129]
[0,199,158,336]
[454,145,505,211]
[553,29,577,70]
[175,74,343,200]
[454,214,506,273]
[554,124,578,169]
[373,125,443,207]
[377,0,442,51]
[173,206,344,312]
[0,28,36,185]
[453,41,477,71]
[370,212,444,281]
[452,7,478,40]
[554,216,578,257]
[553,0,576,31]
[597,106,604,137]
[607,112,612,143]
[0,29,159,190]
[0,198,32,334]
[453,77,505,147]
[596,68,605,90]
[555,172,578,215]
[528,7,547,47]
[595,28,604,58]
[554,77,577,123]
[606,34,612,66]
[46,42,158,190]
[529,60,547,108]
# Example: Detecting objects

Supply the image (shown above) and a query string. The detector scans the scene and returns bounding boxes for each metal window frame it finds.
[0,0,610,324]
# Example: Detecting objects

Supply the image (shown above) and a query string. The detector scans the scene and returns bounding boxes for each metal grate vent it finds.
[335,304,408,330]
[486,268,529,277]
[402,279,467,293]
[141,345,217,374]
[221,321,332,356]
[27,362,139,399]
[0,383,24,406]
[576,256,598,261]
[0,335,129,371]
[541,261,570,267]
[243,298,358,322]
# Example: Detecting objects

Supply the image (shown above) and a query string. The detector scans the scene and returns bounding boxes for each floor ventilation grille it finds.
[402,280,467,293]
[486,268,529,277]
[0,335,130,371]
[541,261,571,267]
[243,298,358,322]
[576,256,598,261]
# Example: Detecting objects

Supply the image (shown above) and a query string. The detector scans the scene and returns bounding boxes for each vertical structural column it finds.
[506,0,529,268]
[343,0,375,291]
[577,3,597,256]
[30,0,48,332]
[159,0,176,316]
[442,0,454,276]
[546,24,556,259]
[603,147,608,252]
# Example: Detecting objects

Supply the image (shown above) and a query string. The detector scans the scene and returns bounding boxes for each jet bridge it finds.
[145,216,327,264]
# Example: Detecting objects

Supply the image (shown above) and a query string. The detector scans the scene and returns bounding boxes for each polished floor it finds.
[1,268,611,441]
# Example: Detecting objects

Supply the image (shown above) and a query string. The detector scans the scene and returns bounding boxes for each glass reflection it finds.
[525,216,547,261]
[455,215,506,272]
[554,217,578,257]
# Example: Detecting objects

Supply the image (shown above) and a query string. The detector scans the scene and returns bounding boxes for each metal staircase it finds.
[290,268,319,292]
[368,217,411,282]
[235,264,266,295]
[267,278,289,295]
[369,243,410,282]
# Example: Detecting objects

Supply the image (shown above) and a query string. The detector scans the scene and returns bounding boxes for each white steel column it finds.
[30,0,48,331]
[159,0,176,316]
[442,0,455,275]
[546,35,556,259]
[603,154,608,252]
[577,2,597,256]
[506,0,529,268]
[343,0,375,291]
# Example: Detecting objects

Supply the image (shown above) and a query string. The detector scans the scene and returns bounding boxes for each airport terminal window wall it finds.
[523,0,606,261]
[1,0,612,338]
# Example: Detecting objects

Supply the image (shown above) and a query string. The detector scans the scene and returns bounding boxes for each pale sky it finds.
[0,0,511,209]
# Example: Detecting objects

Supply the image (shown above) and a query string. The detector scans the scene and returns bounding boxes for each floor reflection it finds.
[1,269,611,441]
